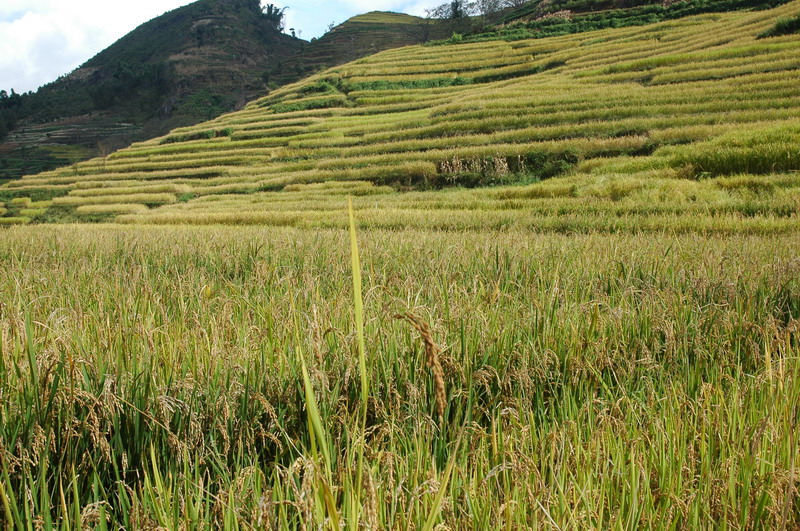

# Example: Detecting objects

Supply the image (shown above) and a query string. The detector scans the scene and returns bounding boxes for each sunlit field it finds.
[1,224,798,528]
[1,0,800,528]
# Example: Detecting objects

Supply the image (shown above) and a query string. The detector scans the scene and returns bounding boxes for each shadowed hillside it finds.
[0,0,302,181]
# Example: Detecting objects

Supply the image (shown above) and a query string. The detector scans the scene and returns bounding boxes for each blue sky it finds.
[0,0,441,93]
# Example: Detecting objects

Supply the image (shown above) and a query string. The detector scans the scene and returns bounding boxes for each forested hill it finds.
[0,0,302,182]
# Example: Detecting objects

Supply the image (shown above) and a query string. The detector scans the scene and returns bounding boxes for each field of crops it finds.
[1,1,799,528]
[269,12,451,86]
[2,0,799,230]
[0,224,798,528]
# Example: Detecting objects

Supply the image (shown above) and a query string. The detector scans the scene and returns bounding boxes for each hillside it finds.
[269,12,453,85]
[2,0,783,183]
[0,0,302,181]
[466,0,793,42]
[0,4,457,183]
[2,0,800,231]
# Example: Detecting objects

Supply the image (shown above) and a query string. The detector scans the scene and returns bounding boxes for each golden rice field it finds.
[1,1,799,529]
[0,224,798,528]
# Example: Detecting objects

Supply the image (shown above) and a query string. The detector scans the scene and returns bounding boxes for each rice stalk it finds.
[395,312,447,421]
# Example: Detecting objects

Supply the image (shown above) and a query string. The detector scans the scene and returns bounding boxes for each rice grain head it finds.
[396,312,446,421]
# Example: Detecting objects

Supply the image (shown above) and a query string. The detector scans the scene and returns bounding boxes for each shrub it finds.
[159,128,234,145]
[436,151,580,187]
[758,14,800,38]
[299,79,343,95]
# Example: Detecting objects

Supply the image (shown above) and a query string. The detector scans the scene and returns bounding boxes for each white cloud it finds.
[0,1,192,92]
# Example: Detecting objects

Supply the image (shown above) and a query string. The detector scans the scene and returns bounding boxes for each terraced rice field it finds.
[2,0,799,231]
[270,11,449,85]
[1,1,799,528]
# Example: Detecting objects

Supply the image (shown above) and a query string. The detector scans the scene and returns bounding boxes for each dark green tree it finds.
[261,4,287,31]
[450,0,465,18]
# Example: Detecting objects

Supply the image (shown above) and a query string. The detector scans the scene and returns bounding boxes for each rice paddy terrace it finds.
[269,12,452,85]
[2,3,800,528]
[2,1,799,231]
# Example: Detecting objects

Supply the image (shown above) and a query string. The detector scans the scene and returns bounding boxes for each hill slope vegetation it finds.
[0,0,304,181]
[2,0,787,182]
[0,2,451,182]
[4,0,799,232]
